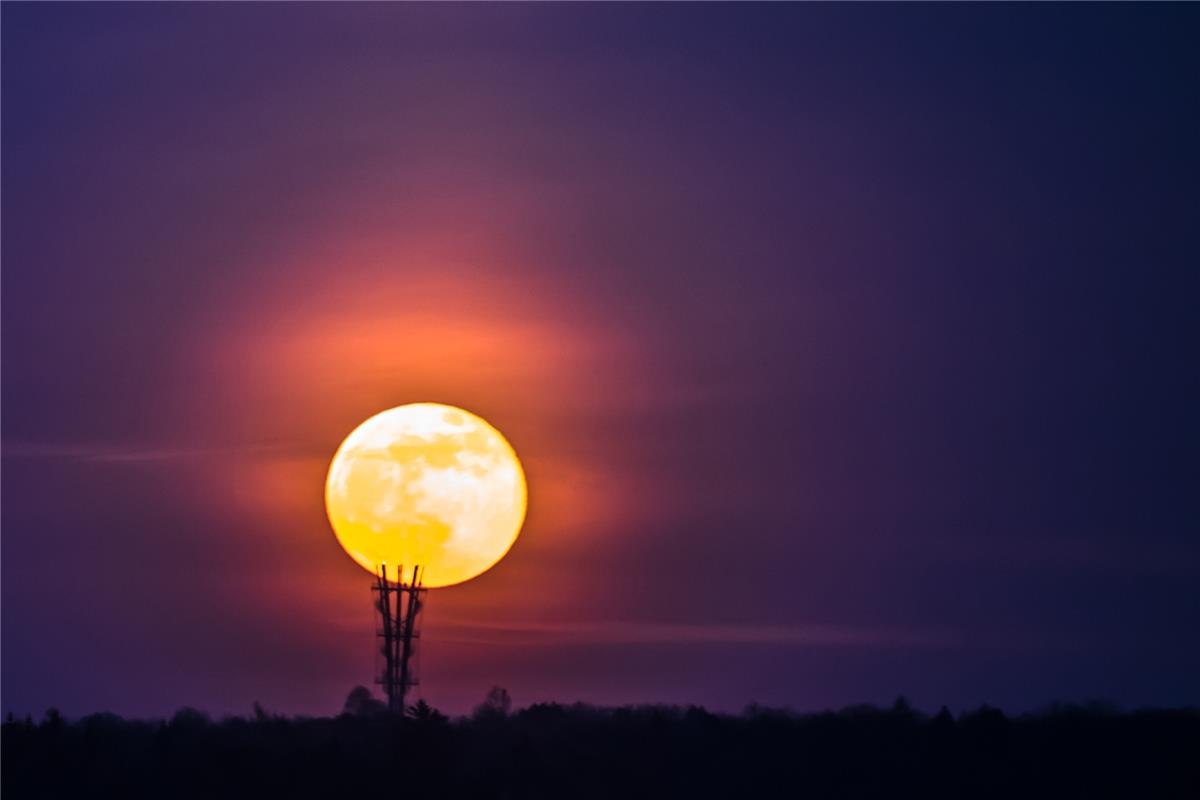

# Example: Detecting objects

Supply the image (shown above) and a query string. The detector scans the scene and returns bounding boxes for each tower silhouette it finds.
[372,564,426,713]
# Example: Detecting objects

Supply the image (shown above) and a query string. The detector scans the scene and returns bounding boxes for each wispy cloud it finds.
[432,617,953,648]
[1,440,299,464]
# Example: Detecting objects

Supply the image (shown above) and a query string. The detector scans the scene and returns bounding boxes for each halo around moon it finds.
[324,403,527,588]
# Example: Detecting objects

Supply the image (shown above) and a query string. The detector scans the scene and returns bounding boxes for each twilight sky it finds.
[3,4,1198,719]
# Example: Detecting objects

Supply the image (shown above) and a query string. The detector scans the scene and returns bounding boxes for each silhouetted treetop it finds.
[3,698,1198,799]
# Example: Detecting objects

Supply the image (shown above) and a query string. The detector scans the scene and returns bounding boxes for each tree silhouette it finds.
[473,685,512,721]
[406,698,448,723]
[3,696,1197,799]
[342,685,386,717]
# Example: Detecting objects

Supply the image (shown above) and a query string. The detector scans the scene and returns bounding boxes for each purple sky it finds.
[3,4,1198,719]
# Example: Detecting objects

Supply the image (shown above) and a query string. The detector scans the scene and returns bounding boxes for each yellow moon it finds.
[324,403,527,588]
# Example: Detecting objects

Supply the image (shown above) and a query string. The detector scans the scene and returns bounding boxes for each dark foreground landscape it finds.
[4,694,1198,799]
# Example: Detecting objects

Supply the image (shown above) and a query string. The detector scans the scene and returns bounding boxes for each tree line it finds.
[3,688,1197,798]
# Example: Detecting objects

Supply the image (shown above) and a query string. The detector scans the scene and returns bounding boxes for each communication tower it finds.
[372,563,426,713]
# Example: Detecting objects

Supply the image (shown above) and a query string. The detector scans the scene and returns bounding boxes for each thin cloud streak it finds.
[0,440,298,463]
[432,618,954,648]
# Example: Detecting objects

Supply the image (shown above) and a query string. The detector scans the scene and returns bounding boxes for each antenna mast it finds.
[372,563,426,713]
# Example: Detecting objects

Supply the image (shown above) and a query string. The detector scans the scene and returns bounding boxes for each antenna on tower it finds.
[372,563,426,713]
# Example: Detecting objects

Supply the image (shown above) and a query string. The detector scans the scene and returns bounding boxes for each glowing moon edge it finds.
[324,403,528,588]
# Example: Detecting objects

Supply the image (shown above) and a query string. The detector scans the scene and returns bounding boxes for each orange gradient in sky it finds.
[176,230,654,664]
[195,257,633,541]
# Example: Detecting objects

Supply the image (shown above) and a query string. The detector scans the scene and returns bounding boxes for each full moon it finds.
[325,403,527,588]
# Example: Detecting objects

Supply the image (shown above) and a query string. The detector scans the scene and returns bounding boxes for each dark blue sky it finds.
[3,4,1198,718]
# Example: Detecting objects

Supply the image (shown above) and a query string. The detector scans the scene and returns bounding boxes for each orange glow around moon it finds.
[324,403,527,588]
